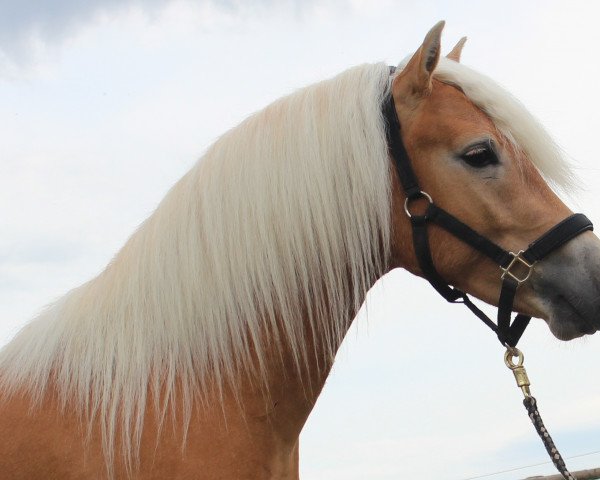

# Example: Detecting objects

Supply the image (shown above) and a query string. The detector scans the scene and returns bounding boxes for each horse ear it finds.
[447,36,467,62]
[395,20,444,97]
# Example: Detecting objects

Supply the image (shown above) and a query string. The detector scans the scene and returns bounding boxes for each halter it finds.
[383,67,593,348]
[383,66,593,480]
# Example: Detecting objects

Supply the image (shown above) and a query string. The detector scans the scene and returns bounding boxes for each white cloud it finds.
[0,0,333,74]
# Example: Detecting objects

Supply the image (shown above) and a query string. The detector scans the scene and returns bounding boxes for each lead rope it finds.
[504,348,575,480]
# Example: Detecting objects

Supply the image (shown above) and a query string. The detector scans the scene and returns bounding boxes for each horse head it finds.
[389,21,600,342]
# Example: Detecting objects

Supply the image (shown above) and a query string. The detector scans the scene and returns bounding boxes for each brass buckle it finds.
[500,250,534,286]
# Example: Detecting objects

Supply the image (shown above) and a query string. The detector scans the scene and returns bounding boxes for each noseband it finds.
[383,67,593,348]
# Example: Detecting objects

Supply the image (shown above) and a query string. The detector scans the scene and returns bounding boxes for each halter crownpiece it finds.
[383,66,593,348]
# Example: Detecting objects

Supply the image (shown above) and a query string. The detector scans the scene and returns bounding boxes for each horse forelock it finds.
[429,57,575,191]
[0,62,393,475]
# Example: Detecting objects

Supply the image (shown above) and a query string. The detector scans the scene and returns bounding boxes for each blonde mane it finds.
[0,58,571,473]
[0,62,394,472]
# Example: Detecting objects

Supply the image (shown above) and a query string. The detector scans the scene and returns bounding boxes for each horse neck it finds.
[213,298,361,446]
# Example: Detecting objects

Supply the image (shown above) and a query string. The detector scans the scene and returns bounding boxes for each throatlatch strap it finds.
[411,215,463,302]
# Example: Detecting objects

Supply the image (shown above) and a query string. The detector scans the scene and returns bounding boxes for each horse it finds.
[1,21,599,479]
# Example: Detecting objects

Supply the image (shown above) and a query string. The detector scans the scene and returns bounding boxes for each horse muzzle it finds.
[532,231,600,340]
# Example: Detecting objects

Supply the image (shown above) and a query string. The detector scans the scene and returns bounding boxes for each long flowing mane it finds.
[0,58,571,472]
[0,63,394,469]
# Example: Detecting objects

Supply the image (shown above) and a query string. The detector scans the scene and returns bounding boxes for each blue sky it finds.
[1,1,600,479]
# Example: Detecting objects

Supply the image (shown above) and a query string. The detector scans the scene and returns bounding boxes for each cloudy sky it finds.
[1,1,600,479]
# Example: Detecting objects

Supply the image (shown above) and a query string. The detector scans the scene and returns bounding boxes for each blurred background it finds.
[1,1,599,478]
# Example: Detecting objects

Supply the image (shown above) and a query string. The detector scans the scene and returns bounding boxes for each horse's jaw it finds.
[532,231,600,341]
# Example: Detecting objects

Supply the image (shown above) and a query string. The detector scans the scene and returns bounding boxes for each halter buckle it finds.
[500,250,534,286]
[403,191,433,218]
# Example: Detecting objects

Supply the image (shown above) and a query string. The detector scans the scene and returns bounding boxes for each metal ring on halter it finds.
[504,347,524,369]
[403,191,433,218]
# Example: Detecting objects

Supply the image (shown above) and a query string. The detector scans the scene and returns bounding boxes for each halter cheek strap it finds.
[383,69,594,347]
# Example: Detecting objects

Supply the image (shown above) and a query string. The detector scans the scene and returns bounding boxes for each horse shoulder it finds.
[0,389,103,480]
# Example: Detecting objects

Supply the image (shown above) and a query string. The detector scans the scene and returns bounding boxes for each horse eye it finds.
[460,142,499,168]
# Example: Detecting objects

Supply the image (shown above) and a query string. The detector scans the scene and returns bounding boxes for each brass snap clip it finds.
[504,347,531,398]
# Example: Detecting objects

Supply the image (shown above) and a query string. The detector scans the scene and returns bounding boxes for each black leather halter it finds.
[384,67,594,347]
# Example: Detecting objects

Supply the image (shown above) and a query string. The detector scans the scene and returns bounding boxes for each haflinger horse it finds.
[0,21,598,479]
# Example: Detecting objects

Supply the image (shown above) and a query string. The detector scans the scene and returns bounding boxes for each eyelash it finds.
[460,141,499,168]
